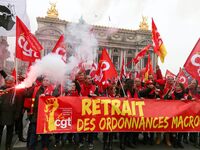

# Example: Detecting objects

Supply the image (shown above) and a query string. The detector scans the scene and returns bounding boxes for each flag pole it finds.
[118,78,126,97]
[167,68,182,98]
[11,54,18,104]
[15,59,18,84]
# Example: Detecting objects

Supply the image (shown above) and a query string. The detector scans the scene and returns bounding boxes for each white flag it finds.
[0,0,30,36]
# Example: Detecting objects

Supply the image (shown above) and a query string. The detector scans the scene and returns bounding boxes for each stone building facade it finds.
[35,4,157,75]
[0,36,13,85]
[0,36,10,70]
[35,17,157,74]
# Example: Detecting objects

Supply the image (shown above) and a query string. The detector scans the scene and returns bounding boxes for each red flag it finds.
[120,56,126,80]
[12,68,16,80]
[135,71,139,78]
[177,68,188,87]
[184,38,200,83]
[78,60,86,72]
[90,62,98,78]
[126,44,151,66]
[52,35,67,62]
[16,16,43,62]
[165,69,176,79]
[144,53,153,81]
[52,35,65,55]
[152,18,167,63]
[94,48,118,84]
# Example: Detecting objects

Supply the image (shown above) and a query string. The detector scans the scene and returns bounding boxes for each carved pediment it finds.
[96,32,107,39]
[39,29,61,36]
[111,34,122,41]
[125,35,136,42]
[36,26,63,37]
[98,32,106,37]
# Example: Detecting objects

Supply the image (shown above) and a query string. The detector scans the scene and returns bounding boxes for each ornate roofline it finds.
[36,17,151,35]
[37,17,68,24]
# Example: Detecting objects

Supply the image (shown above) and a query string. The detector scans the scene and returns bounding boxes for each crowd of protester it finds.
[0,66,200,150]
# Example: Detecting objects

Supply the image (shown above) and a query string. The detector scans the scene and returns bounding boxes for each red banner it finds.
[37,96,200,134]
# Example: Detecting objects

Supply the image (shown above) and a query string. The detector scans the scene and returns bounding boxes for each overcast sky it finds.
[9,0,200,74]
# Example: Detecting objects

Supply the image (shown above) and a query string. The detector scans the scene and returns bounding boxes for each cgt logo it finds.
[55,117,72,129]
[18,35,40,58]
[191,54,200,67]
[179,76,186,84]
[191,54,200,77]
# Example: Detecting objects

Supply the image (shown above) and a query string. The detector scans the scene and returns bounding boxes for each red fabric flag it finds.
[52,34,67,62]
[184,38,200,83]
[52,34,65,55]
[126,44,151,66]
[165,69,176,79]
[120,56,126,80]
[177,68,188,87]
[16,16,43,62]
[135,71,140,78]
[152,18,167,63]
[94,48,118,84]
[90,62,98,78]
[12,68,16,80]
[144,53,153,81]
[78,61,85,72]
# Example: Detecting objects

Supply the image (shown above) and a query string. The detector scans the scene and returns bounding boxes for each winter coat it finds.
[0,86,19,125]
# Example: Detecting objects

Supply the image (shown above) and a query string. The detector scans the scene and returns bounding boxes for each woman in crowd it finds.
[167,82,186,148]
[139,80,160,145]
[185,79,200,147]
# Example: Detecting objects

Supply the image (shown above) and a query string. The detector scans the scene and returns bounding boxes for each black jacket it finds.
[139,88,159,99]
[0,86,20,125]
[0,70,7,79]
[26,85,46,123]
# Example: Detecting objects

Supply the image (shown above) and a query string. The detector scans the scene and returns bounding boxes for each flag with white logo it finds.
[94,48,117,85]
[177,68,188,87]
[16,16,43,62]
[52,34,67,63]
[184,38,200,83]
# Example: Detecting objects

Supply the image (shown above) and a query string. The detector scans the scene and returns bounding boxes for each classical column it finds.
[0,37,10,69]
